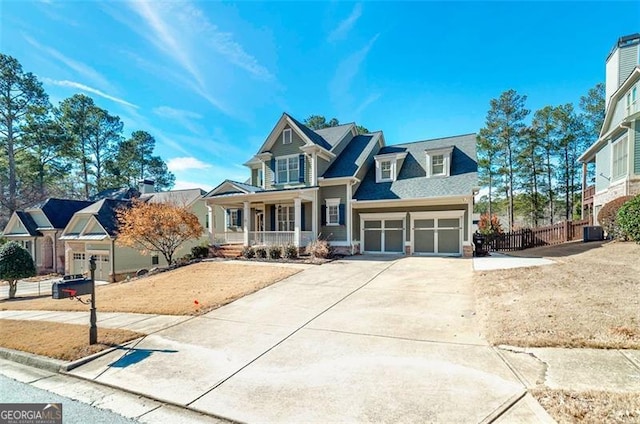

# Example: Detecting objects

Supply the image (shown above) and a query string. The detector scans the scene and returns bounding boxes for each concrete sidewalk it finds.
[2,256,639,423]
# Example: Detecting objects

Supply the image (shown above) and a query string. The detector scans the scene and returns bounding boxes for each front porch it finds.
[206,187,319,248]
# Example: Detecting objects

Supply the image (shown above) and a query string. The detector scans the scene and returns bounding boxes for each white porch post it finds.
[294,198,301,247]
[207,205,215,243]
[243,201,250,246]
[312,191,318,240]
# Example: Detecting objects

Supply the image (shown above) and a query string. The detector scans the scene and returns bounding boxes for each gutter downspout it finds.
[110,238,116,283]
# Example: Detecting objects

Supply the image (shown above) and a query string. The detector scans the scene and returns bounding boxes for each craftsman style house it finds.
[580,34,640,222]
[205,113,478,256]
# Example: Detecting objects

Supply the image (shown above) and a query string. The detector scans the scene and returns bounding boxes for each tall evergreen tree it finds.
[531,106,558,224]
[0,54,48,215]
[476,131,501,217]
[478,90,530,230]
[516,127,545,226]
[87,106,122,192]
[553,103,582,221]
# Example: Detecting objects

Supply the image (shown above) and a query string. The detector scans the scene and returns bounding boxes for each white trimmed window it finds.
[228,209,241,227]
[283,128,292,144]
[374,152,406,183]
[277,205,294,231]
[380,161,392,180]
[276,156,299,183]
[426,147,453,178]
[612,135,628,179]
[326,198,340,226]
[256,168,263,186]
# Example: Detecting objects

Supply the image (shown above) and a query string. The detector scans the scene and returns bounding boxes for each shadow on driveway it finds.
[109,346,178,368]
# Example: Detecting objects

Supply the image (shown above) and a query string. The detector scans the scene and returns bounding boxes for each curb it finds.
[62,338,143,372]
[0,346,66,373]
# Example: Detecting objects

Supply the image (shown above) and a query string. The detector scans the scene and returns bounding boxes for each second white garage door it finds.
[411,211,464,256]
[360,213,406,254]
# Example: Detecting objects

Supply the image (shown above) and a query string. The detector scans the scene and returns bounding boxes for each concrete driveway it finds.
[69,256,551,423]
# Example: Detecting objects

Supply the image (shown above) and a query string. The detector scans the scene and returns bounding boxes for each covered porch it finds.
[206,187,318,248]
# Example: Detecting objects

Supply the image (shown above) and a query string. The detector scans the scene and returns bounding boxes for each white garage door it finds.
[361,213,406,254]
[94,254,110,281]
[72,252,86,275]
[411,211,464,256]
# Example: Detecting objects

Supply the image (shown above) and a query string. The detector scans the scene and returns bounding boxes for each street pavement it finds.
[0,277,109,299]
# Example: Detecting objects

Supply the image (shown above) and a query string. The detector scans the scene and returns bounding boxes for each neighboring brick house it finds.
[580,34,640,222]
[205,113,478,257]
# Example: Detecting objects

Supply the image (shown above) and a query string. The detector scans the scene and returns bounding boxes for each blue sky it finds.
[2,1,639,191]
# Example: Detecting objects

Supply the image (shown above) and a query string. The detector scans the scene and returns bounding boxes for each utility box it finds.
[52,277,92,299]
[583,226,604,242]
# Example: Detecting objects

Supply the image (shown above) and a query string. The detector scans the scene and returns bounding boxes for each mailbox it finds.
[52,277,92,299]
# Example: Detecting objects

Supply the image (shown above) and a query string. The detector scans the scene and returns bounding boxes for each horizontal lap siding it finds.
[635,123,640,175]
[319,185,347,241]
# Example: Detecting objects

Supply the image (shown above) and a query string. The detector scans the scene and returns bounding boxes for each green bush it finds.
[268,245,282,260]
[597,196,634,239]
[283,244,298,259]
[617,194,640,243]
[241,246,255,259]
[0,241,36,299]
[191,245,209,259]
[254,246,267,259]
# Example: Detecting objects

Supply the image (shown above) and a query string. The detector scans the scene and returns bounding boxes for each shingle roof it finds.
[228,180,263,193]
[353,133,478,201]
[38,198,94,229]
[76,199,131,236]
[286,114,333,150]
[16,211,40,236]
[141,188,205,206]
[323,134,375,178]
[314,124,354,149]
[90,187,140,201]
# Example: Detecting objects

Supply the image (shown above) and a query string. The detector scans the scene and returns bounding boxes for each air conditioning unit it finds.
[583,226,604,242]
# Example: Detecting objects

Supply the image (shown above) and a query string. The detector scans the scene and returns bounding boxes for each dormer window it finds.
[425,146,453,178]
[375,152,407,183]
[283,129,292,144]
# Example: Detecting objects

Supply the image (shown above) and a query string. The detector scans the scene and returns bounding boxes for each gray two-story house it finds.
[580,33,640,221]
[205,113,478,256]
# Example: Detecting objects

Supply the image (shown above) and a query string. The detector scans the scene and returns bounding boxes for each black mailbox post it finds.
[52,277,92,299]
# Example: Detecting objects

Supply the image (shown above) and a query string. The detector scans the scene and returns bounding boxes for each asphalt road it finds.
[0,375,138,424]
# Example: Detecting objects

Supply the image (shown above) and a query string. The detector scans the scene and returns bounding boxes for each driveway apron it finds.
[69,256,539,423]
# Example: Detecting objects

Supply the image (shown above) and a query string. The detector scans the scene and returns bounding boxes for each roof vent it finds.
[138,179,155,194]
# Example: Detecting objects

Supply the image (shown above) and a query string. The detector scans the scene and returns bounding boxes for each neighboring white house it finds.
[580,33,640,223]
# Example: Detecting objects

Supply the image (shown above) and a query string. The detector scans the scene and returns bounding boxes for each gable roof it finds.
[353,133,478,201]
[141,188,205,206]
[15,211,40,236]
[206,180,264,198]
[323,133,377,178]
[286,114,333,150]
[74,198,131,236]
[35,198,95,229]
[314,124,355,149]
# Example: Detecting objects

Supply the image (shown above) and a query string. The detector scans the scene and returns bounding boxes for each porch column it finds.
[311,191,318,240]
[207,205,215,242]
[581,162,587,220]
[243,201,250,246]
[294,198,301,247]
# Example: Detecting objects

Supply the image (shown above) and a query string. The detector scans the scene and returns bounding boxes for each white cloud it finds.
[153,106,202,120]
[329,34,379,105]
[328,3,363,42]
[173,180,214,192]
[354,92,381,116]
[41,78,139,108]
[167,157,212,172]
[24,35,111,90]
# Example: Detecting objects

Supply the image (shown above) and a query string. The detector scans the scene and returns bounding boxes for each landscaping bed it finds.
[0,262,301,315]
[0,319,142,361]
[474,241,640,349]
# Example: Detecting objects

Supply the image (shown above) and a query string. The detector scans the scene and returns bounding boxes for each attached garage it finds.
[411,211,464,256]
[360,213,406,254]
[71,251,111,281]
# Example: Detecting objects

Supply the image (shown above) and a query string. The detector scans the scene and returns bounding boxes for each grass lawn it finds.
[474,241,640,349]
[0,319,142,361]
[0,262,301,316]
[531,389,640,424]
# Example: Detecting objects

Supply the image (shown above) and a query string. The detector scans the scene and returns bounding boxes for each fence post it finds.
[564,221,569,243]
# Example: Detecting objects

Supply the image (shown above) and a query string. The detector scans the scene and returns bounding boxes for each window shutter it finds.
[301,203,306,230]
[237,209,242,227]
[321,205,326,226]
[339,204,345,225]
[270,205,276,231]
[299,154,305,183]
[226,209,231,228]
[271,158,277,184]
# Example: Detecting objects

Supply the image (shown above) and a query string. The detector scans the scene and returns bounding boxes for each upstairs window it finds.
[256,168,263,187]
[612,136,628,179]
[283,128,292,144]
[431,155,445,175]
[425,146,453,178]
[380,161,392,181]
[276,156,299,183]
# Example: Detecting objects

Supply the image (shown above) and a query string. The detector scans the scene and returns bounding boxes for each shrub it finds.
[597,196,634,239]
[478,213,504,236]
[617,194,640,243]
[191,245,209,259]
[307,239,332,259]
[241,246,255,259]
[268,245,282,260]
[0,241,36,299]
[254,246,267,259]
[283,244,298,259]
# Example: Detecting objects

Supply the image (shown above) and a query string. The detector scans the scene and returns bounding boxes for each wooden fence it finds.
[487,219,589,252]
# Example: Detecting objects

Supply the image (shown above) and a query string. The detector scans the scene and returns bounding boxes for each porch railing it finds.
[218,231,244,244]
[249,231,315,246]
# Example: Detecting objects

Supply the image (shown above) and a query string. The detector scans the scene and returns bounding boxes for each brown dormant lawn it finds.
[0,261,301,316]
[0,319,142,361]
[474,241,640,349]
[531,388,640,424]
